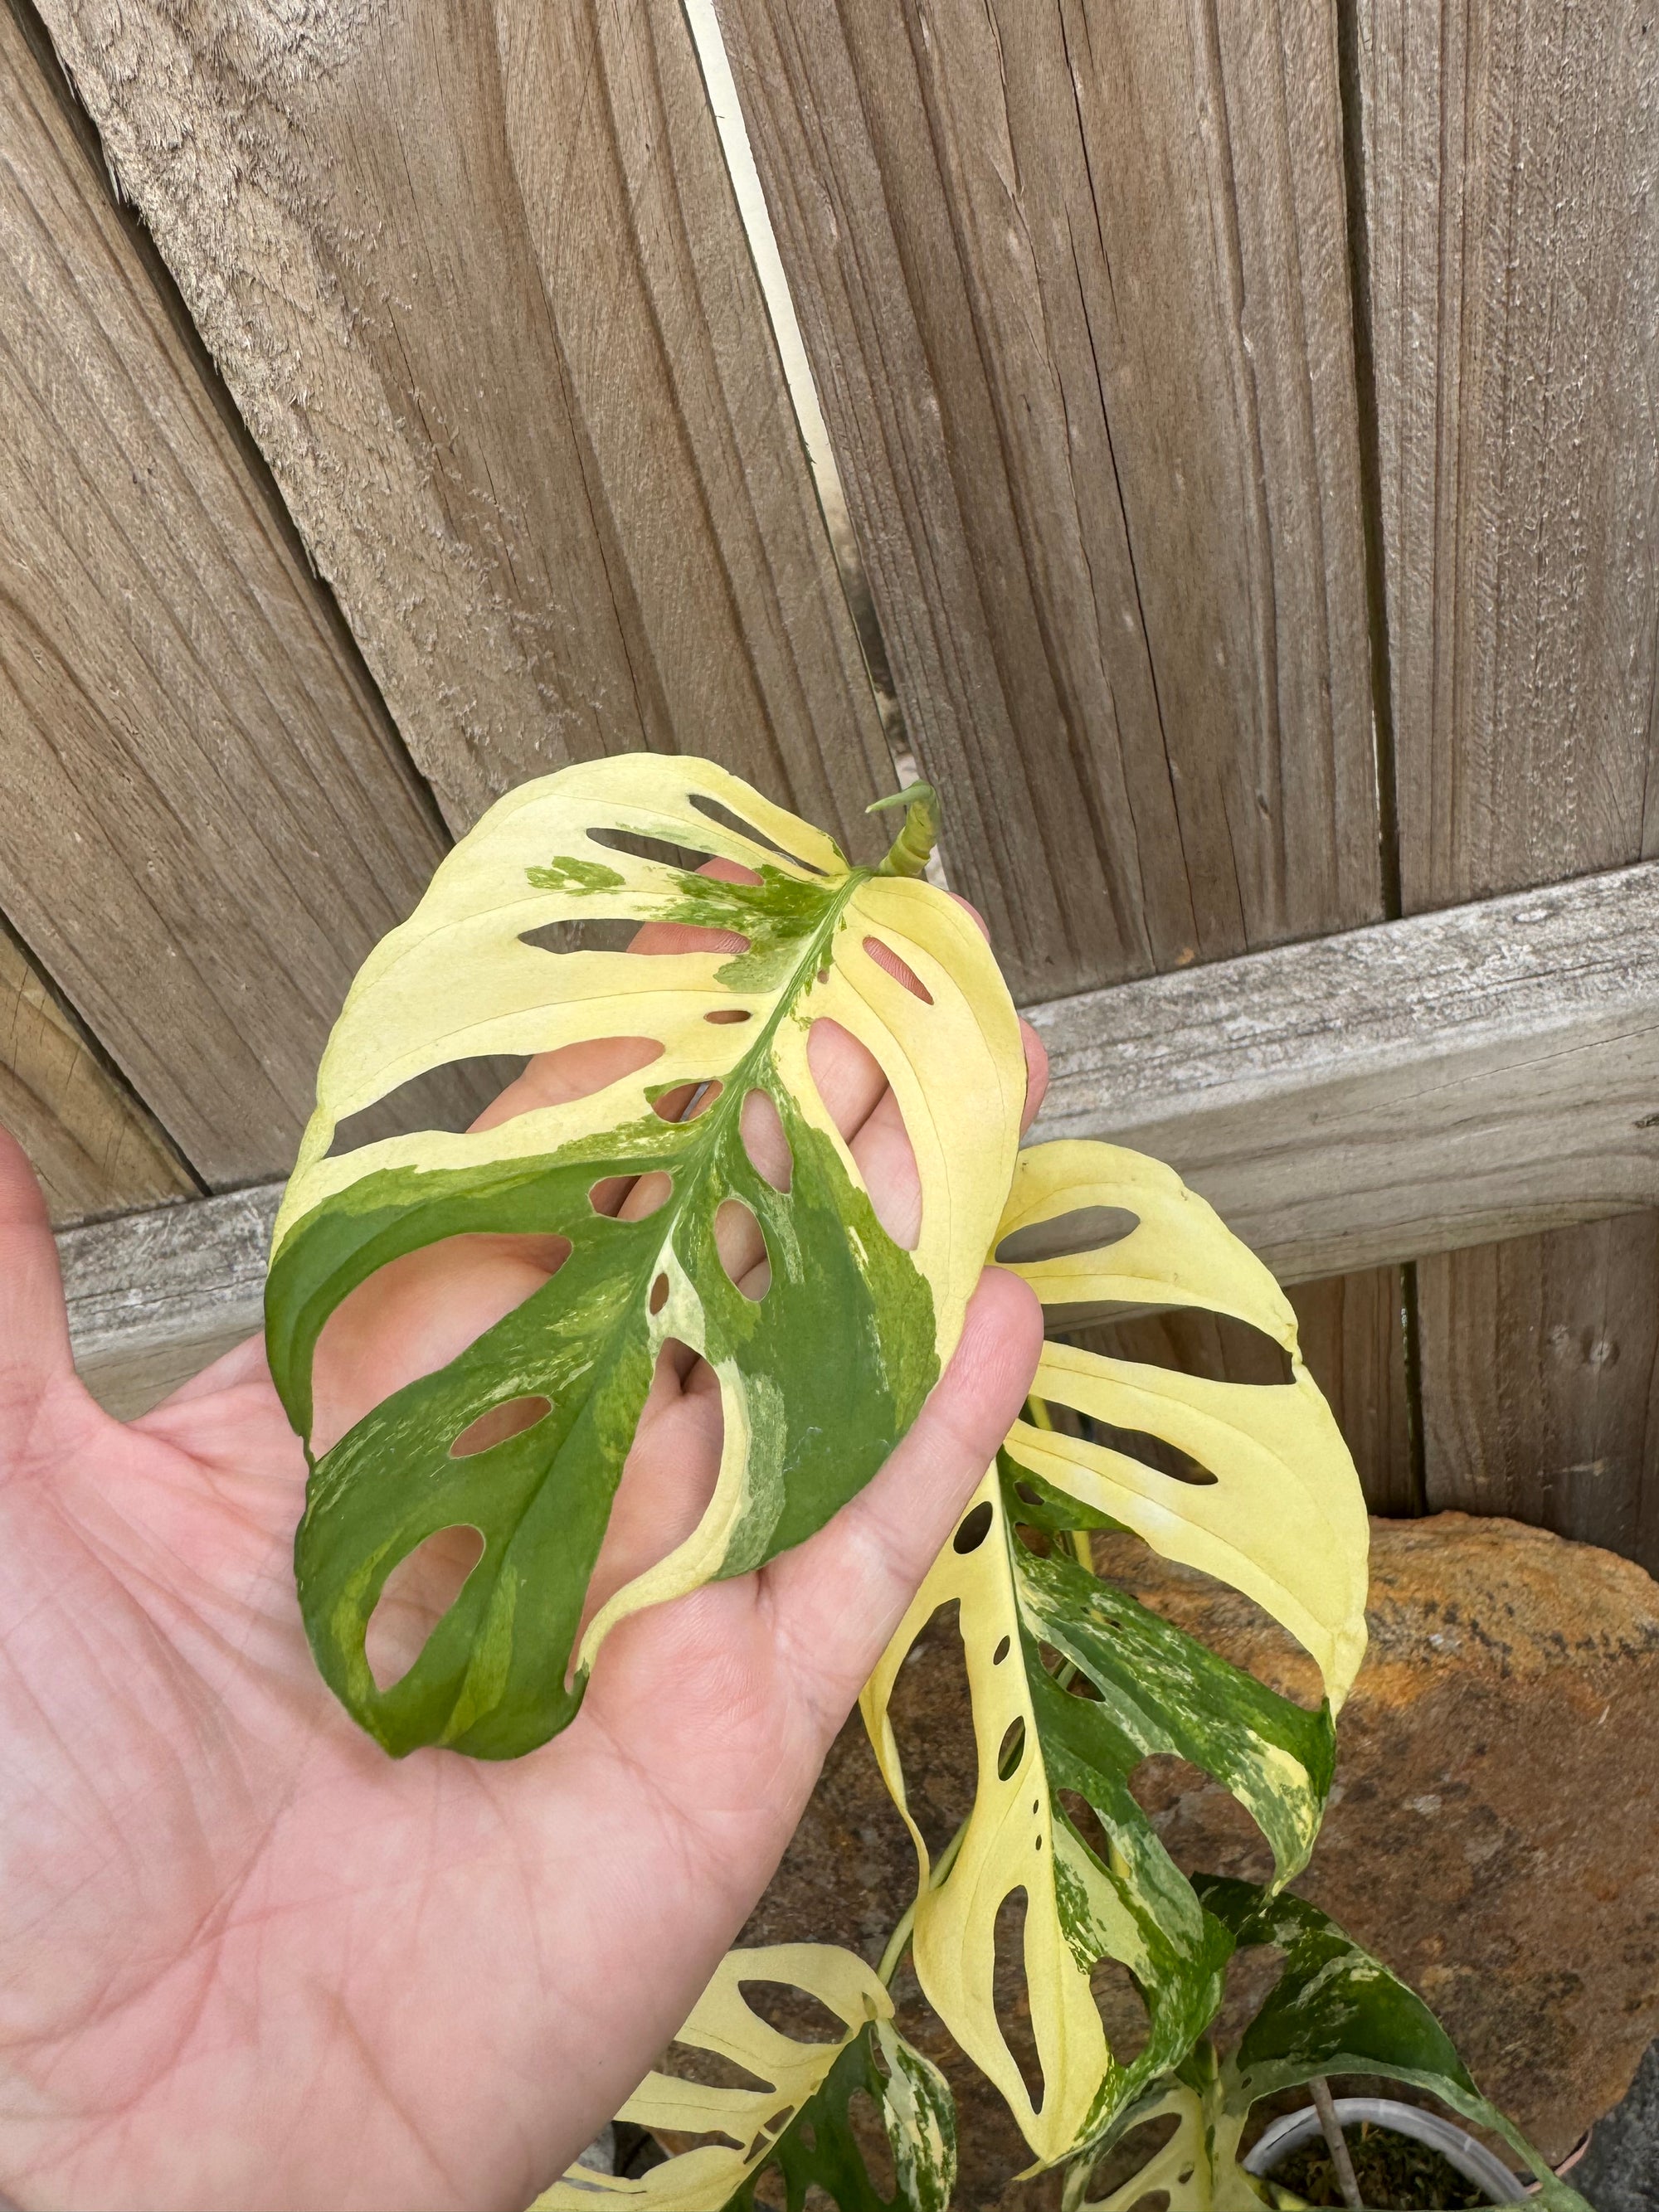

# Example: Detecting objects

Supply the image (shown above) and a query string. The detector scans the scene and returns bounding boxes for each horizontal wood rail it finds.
[59,860,1659,1412]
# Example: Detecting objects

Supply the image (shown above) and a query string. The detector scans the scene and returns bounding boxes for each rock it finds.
[1574,2036,1659,2210]
[739,1514,1659,2203]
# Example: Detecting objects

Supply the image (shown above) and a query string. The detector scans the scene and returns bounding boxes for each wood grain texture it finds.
[0,0,494,1185]
[59,1181,279,1417]
[1066,1266,1413,1519]
[715,0,1383,1002]
[1361,0,1659,902]
[1418,1220,1659,1578]
[1360,0,1659,1561]
[1029,861,1659,1284]
[36,0,892,856]
[0,921,193,1224]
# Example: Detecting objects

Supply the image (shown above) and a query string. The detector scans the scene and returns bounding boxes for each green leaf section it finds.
[1002,1463,1335,2142]
[719,2021,956,2212]
[1197,1879,1591,2210]
[268,858,936,1759]
[1065,1883,1592,2210]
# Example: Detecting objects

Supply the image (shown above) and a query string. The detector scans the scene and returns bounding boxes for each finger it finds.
[762,1265,1044,1733]
[0,1125,81,1428]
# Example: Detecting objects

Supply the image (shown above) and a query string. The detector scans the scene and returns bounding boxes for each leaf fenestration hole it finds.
[324,1053,529,1159]
[590,1169,672,1218]
[861,936,932,1004]
[716,1198,770,1300]
[1087,1421,1219,1486]
[995,1206,1141,1267]
[649,1272,669,1315]
[805,1019,921,1250]
[1082,2115,1182,2204]
[846,2089,896,2198]
[1090,1956,1151,2067]
[993,1634,1011,1665]
[449,1393,552,1457]
[653,1077,722,1122]
[992,1889,1045,2108]
[740,1087,793,1192]
[688,793,830,874]
[704,1006,752,1024]
[886,1602,975,1862]
[1064,1306,1295,1386]
[737,1982,846,2045]
[657,2039,771,2097]
[953,1501,994,1553]
[1059,1791,1116,1871]
[310,1232,572,1456]
[586,825,727,873]
[997,1716,1028,1779]
[468,1037,665,1135]
[573,1339,721,1657]
[364,1524,485,1691]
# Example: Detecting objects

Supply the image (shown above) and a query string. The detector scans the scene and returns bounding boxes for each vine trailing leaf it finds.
[268,760,1591,2210]
[265,757,1024,1757]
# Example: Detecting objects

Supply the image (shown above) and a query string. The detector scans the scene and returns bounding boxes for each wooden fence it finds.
[3,0,1657,1575]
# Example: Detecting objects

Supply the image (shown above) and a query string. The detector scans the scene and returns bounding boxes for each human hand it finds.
[0,878,1046,2212]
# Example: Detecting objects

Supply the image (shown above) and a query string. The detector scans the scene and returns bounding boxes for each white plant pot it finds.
[1243,2095,1527,2205]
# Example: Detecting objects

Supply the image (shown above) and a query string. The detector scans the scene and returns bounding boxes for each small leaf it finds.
[265,759,1024,1756]
[530,1946,951,2212]
[1198,1879,1592,2210]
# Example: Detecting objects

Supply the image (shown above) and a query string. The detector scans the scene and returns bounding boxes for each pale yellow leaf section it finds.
[997,1141,1369,1706]
[862,1468,1111,2165]
[531,1943,889,2210]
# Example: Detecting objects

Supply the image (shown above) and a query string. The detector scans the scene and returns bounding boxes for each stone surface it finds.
[1575,2037,1659,2211]
[740,1514,1659,2205]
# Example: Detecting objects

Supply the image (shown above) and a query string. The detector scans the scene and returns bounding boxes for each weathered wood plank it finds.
[75,857,1659,1417]
[36,0,893,857]
[714,0,1383,1003]
[1068,1267,1413,1519]
[1418,1220,1659,1578]
[0,921,194,1225]
[1028,859,1659,1284]
[1361,0,1659,1560]
[0,0,494,1185]
[61,1182,278,1419]
[1362,0,1659,905]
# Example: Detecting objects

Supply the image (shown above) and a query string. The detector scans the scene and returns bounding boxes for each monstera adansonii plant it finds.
[265,759,1587,2212]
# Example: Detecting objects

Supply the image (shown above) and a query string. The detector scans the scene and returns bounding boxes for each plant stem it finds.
[1023,1397,1094,1573]
[1308,2078,1365,2210]
[868,784,939,878]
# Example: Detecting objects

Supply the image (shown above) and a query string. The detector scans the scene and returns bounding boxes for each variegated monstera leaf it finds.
[533,1944,955,2212]
[1063,1883,1591,2212]
[862,1141,1370,2167]
[265,758,1024,1757]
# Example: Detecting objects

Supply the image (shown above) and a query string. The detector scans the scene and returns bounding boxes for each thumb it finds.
[763,1264,1044,1733]
[0,1124,77,1429]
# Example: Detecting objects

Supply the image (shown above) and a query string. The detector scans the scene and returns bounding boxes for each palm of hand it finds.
[0,902,1044,2212]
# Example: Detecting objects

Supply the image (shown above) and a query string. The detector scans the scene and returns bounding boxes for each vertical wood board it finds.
[36,0,893,856]
[1362,0,1659,1562]
[0,923,193,1225]
[716,0,1384,1002]
[0,0,493,1184]
[1418,1219,1659,1578]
